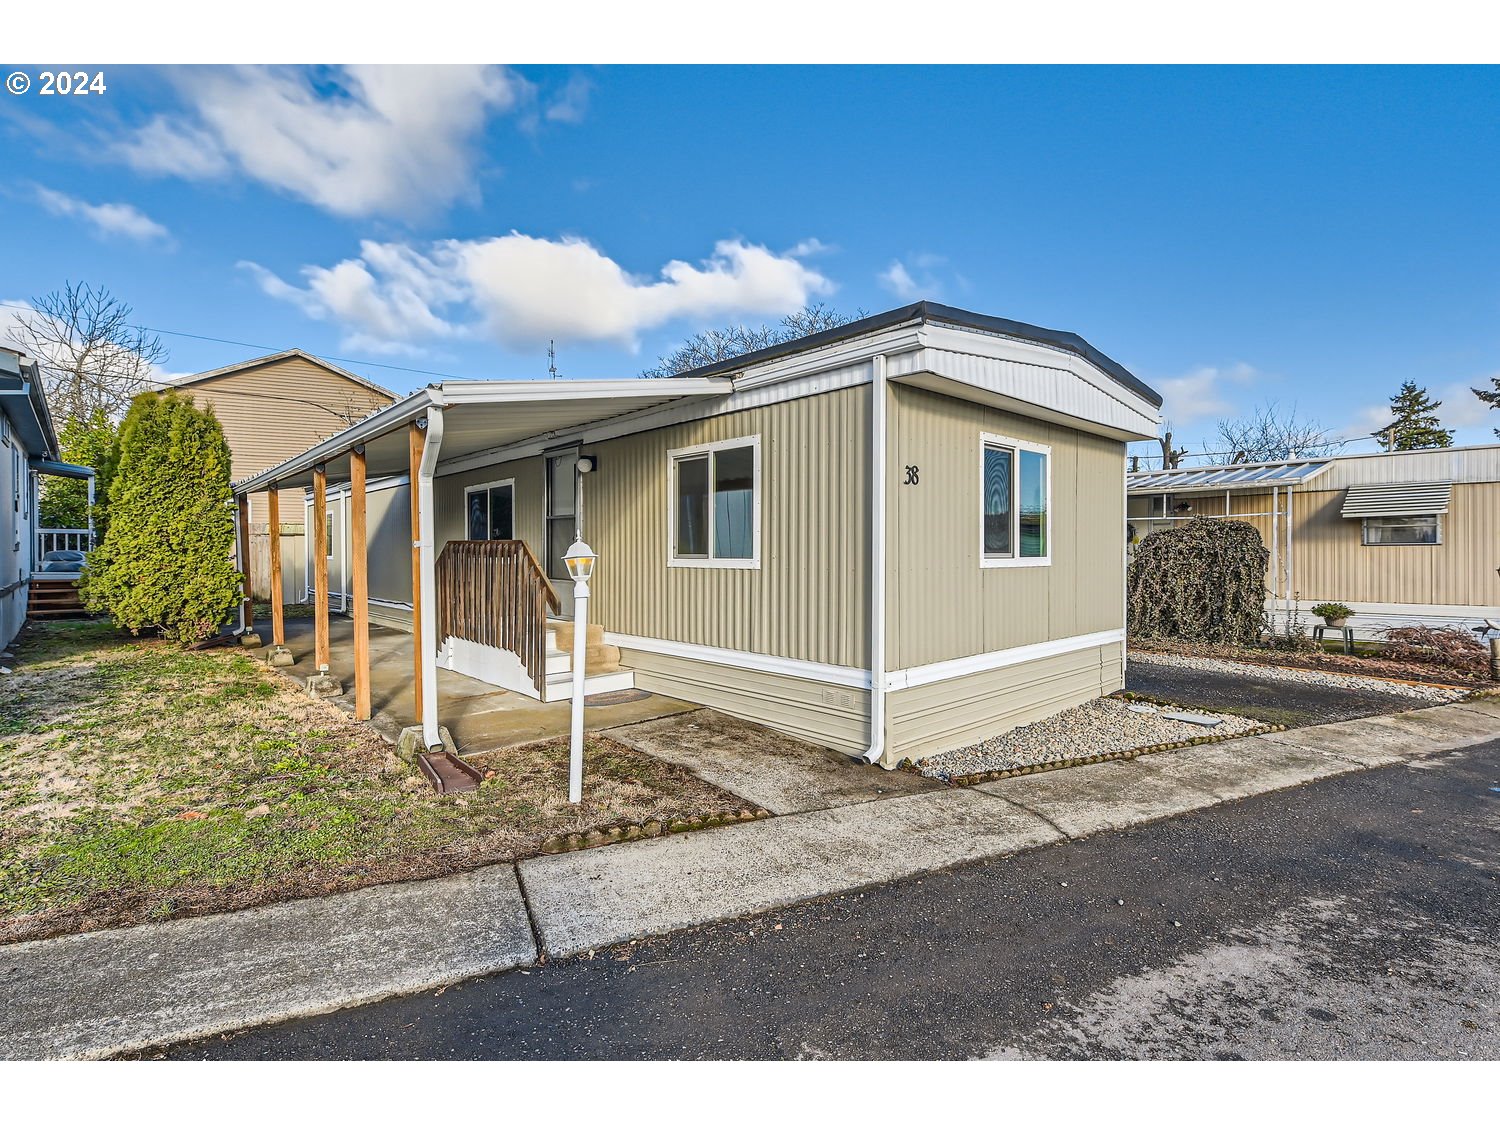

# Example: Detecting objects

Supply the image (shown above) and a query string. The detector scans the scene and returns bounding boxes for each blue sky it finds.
[2,64,1498,461]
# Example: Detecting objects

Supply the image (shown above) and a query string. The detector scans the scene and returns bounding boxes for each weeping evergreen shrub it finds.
[81,392,242,644]
[1127,517,1269,646]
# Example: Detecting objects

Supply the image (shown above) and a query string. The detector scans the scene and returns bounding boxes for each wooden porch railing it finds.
[436,540,561,697]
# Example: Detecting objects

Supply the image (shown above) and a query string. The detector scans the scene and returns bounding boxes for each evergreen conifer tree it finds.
[1374,381,1454,450]
[82,392,241,643]
[1473,375,1500,438]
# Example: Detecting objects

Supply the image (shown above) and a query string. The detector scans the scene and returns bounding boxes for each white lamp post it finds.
[563,535,597,804]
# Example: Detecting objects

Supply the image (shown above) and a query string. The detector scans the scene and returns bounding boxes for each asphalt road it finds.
[1123,661,1441,727]
[155,741,1500,1061]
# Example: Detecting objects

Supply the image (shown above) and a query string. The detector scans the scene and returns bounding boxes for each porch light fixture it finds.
[563,537,597,584]
[577,454,597,474]
[565,535,598,804]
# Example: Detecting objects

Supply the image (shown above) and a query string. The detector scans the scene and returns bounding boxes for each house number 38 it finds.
[903,465,920,485]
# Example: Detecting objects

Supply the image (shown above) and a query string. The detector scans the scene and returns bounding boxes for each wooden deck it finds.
[28,576,86,619]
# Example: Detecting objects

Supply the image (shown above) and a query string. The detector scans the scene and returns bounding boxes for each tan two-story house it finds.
[166,350,395,600]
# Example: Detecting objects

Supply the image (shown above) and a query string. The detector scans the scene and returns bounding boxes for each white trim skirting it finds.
[604,632,870,690]
[885,629,1125,691]
[604,628,1127,694]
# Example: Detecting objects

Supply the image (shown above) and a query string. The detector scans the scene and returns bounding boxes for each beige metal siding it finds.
[1289,481,1500,606]
[1131,481,1500,608]
[435,457,546,560]
[888,640,1124,762]
[177,355,394,524]
[622,645,870,756]
[588,386,870,667]
[886,383,1126,670]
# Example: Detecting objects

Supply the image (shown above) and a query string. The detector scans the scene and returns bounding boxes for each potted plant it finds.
[1311,602,1355,629]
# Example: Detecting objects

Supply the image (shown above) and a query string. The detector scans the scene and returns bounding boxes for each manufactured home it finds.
[0,347,94,644]
[233,303,1162,767]
[1127,444,1500,638]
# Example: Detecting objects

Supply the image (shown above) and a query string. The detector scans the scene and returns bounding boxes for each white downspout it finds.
[1285,486,1295,624]
[417,405,445,749]
[1269,485,1280,629]
[864,354,888,765]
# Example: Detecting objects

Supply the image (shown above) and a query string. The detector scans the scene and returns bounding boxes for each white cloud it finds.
[878,253,947,300]
[33,186,171,244]
[114,65,526,220]
[1157,363,1258,426]
[246,234,834,353]
[1437,379,1494,428]
[544,75,592,124]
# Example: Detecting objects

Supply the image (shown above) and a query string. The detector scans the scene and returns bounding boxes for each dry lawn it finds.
[0,620,750,944]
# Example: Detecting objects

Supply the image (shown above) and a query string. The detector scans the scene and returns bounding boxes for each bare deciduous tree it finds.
[1204,401,1342,464]
[6,282,167,424]
[641,302,863,378]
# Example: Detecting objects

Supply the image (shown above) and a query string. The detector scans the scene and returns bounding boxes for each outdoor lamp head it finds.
[563,537,597,583]
[577,454,596,474]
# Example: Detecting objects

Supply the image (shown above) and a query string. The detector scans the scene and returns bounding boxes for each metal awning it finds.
[30,458,94,480]
[232,378,733,494]
[1340,481,1452,518]
[1127,460,1331,495]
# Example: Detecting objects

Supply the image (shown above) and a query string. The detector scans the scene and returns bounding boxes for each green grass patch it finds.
[0,620,749,942]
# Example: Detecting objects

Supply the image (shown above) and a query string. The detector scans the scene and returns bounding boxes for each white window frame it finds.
[979,432,1052,569]
[667,435,761,570]
[463,476,517,541]
[1361,514,1442,546]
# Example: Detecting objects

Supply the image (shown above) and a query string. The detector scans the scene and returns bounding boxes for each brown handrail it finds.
[436,540,562,696]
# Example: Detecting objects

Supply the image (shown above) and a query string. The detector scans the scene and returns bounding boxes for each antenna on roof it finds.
[548,340,558,380]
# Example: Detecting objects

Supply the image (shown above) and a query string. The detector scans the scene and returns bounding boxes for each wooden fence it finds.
[249,522,307,604]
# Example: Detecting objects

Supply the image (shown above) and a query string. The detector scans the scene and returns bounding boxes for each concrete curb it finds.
[2,697,1495,1059]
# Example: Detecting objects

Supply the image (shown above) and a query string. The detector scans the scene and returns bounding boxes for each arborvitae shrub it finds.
[81,392,241,644]
[1127,517,1269,646]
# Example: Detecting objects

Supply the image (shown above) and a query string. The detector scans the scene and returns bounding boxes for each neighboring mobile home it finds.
[234,303,1162,767]
[1127,444,1500,638]
[0,347,93,646]
[165,350,396,602]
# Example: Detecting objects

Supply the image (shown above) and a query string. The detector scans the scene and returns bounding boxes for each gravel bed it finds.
[1127,650,1466,703]
[917,697,1265,779]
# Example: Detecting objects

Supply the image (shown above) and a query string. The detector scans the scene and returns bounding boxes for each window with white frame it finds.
[464,478,515,541]
[1362,515,1440,546]
[669,436,760,567]
[981,434,1051,567]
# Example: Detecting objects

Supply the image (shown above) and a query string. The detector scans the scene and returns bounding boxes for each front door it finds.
[544,450,578,617]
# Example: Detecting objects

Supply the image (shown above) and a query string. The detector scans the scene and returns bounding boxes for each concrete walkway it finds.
[2,696,1495,1059]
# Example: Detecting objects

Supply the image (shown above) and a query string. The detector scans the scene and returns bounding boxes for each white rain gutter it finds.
[417,405,445,749]
[864,354,888,765]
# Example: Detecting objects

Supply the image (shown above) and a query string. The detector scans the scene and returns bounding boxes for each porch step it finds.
[541,668,636,703]
[28,578,85,619]
[544,620,620,675]
[547,619,604,652]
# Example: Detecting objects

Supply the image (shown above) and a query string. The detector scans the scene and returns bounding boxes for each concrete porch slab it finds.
[257,616,696,755]
[517,787,1062,958]
[603,710,943,814]
[0,865,536,1060]
[1122,736,1361,801]
[977,759,1222,837]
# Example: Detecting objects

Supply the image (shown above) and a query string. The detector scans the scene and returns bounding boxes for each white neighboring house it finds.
[0,347,94,649]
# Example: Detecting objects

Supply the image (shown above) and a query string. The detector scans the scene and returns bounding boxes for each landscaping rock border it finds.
[539,808,773,854]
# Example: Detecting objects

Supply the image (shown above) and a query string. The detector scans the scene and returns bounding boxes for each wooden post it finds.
[409,423,426,724]
[351,448,371,720]
[267,488,285,647]
[313,466,330,672]
[238,495,254,630]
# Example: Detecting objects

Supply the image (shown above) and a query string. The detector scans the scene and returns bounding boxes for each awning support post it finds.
[351,446,371,721]
[237,494,253,635]
[267,489,286,648]
[415,408,445,749]
[312,466,331,672]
